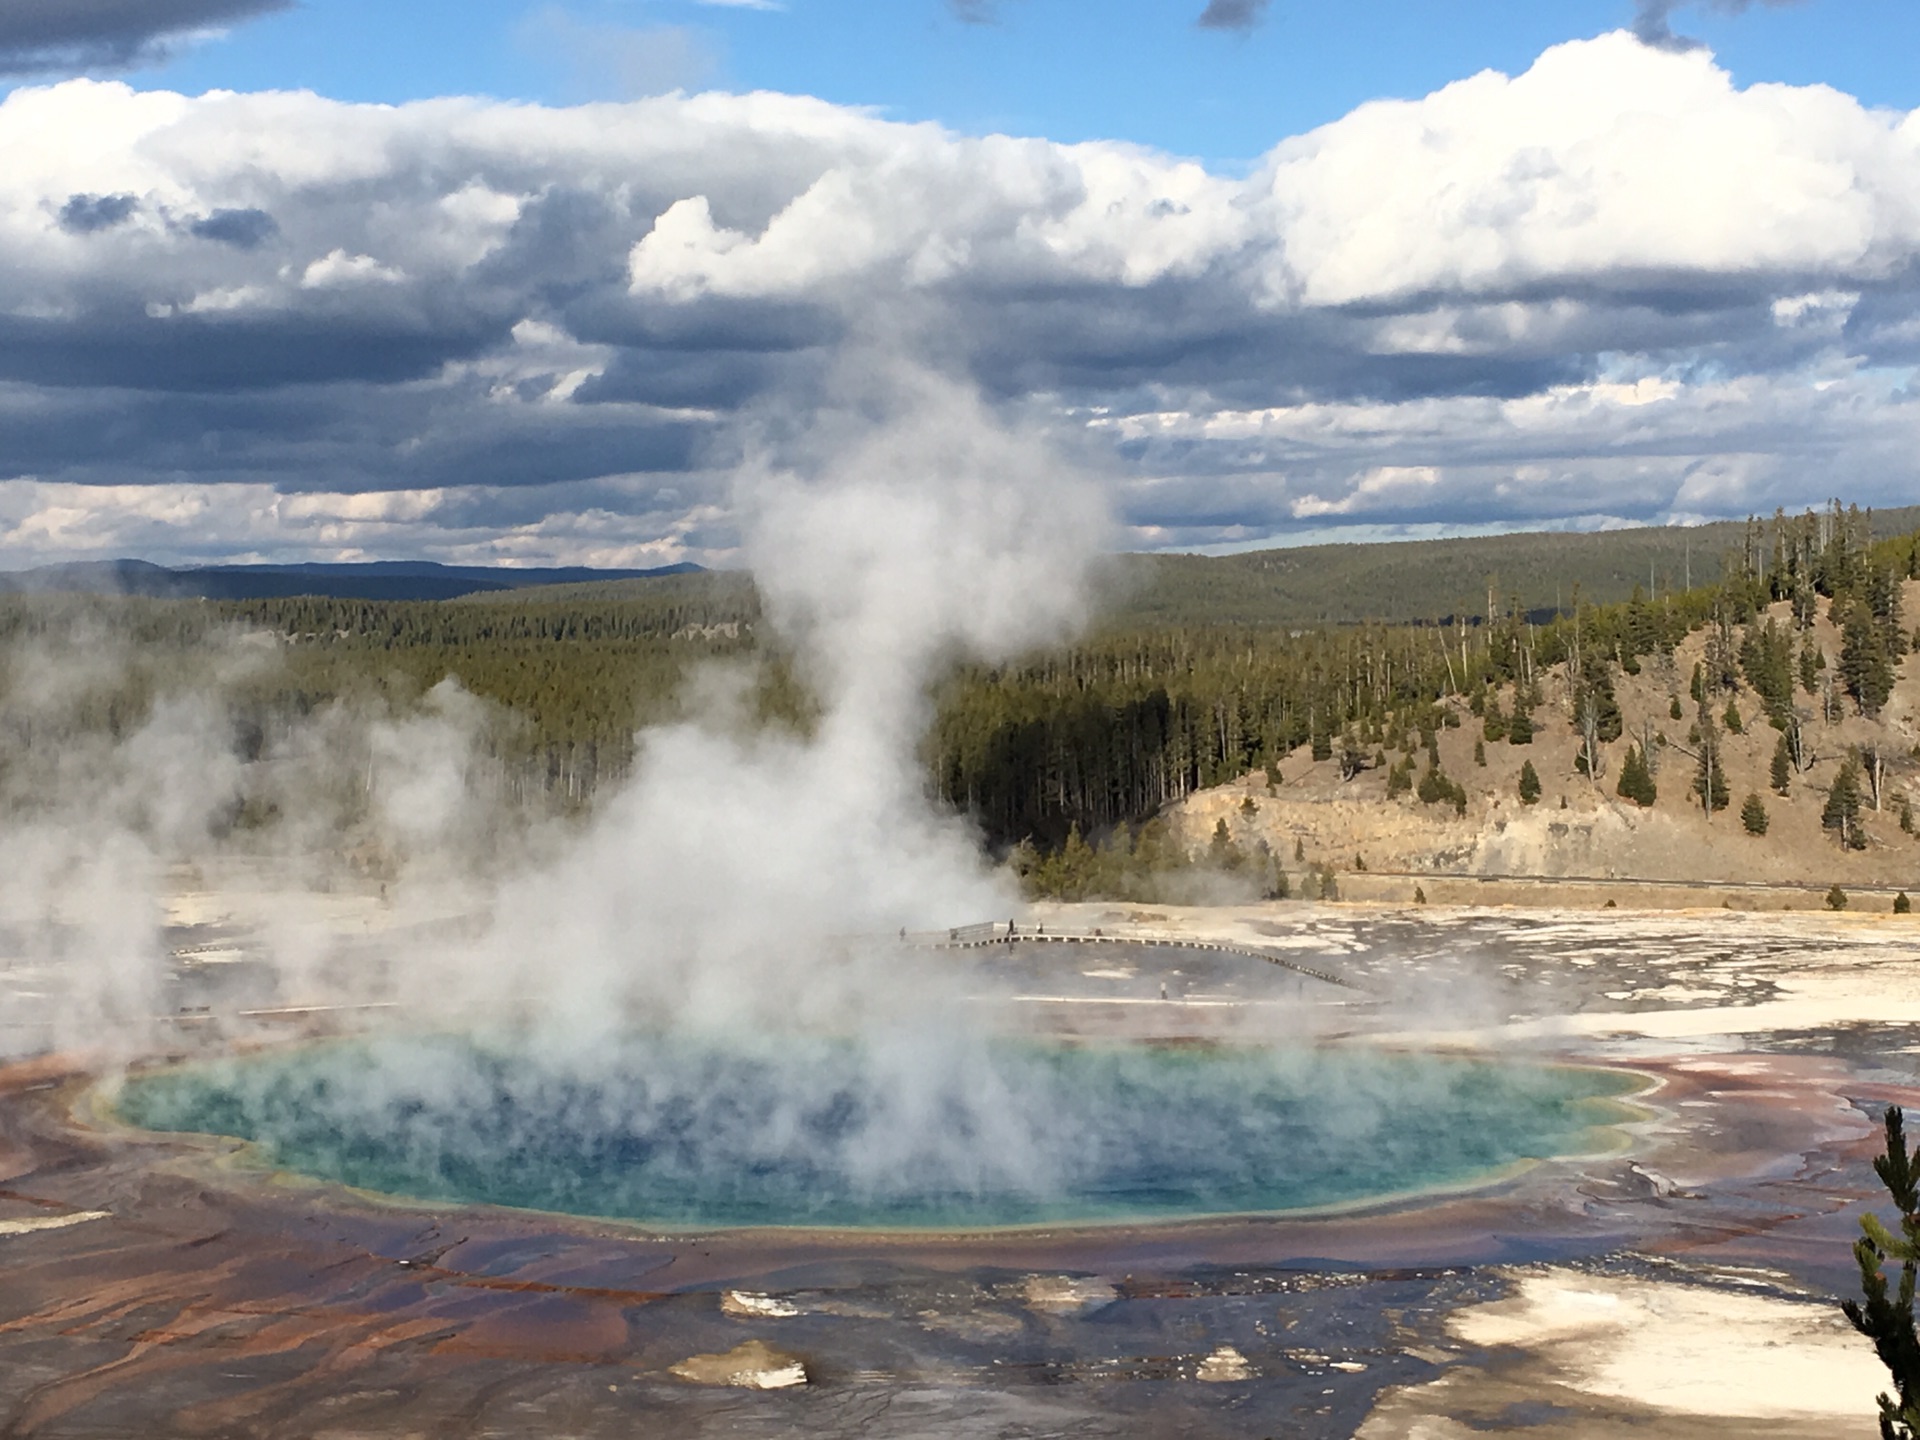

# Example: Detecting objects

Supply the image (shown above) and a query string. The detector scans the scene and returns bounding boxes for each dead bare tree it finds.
[1863,743,1887,811]
[1786,713,1816,774]
[1638,715,1663,776]
[1577,688,1605,783]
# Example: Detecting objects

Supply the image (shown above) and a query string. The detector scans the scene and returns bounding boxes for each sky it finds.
[0,0,1917,566]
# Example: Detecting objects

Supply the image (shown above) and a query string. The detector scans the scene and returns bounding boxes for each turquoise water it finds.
[117,1035,1640,1230]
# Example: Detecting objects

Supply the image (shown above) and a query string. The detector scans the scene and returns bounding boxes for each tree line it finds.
[1,503,1912,852]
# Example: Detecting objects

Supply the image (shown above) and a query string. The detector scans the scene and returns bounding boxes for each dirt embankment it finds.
[1166,584,1920,910]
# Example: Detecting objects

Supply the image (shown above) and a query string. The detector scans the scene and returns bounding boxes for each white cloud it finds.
[1251,33,1920,307]
[1,32,1919,564]
[298,249,406,288]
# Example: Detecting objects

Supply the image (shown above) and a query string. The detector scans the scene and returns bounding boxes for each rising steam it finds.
[448,366,1112,1035]
[3,365,1133,1206]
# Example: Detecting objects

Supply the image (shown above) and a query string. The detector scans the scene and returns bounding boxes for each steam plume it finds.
[459,364,1112,1037]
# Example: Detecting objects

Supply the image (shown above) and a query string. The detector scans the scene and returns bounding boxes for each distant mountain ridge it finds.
[10,505,1920,620]
[0,559,706,603]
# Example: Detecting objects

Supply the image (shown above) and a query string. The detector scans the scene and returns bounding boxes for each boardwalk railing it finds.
[899,921,1360,992]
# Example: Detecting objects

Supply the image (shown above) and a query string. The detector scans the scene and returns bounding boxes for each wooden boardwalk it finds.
[901,921,1360,991]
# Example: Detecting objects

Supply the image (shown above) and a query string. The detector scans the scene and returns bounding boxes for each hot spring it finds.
[115,1034,1643,1231]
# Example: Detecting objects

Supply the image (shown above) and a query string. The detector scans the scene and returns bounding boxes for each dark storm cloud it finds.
[574,347,812,410]
[1196,0,1271,34]
[0,308,509,393]
[574,295,842,356]
[57,193,138,234]
[952,282,1594,409]
[188,208,280,250]
[0,0,290,73]
[0,370,715,494]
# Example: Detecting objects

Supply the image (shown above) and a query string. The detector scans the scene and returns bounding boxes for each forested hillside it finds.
[519,504,1920,628]
[1,505,1913,874]
[932,504,1920,853]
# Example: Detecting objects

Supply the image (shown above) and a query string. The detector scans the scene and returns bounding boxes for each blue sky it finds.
[59,0,1920,163]
[0,0,1918,565]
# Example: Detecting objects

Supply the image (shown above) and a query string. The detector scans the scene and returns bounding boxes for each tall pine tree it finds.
[1825,756,1867,849]
[1616,744,1657,807]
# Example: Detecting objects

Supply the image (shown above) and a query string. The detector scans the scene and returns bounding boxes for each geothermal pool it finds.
[116,1035,1642,1230]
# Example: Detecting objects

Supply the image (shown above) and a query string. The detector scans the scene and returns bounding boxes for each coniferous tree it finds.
[1841,597,1898,716]
[1417,762,1467,815]
[1616,744,1657,807]
[1771,734,1794,796]
[1209,817,1240,869]
[1482,695,1508,742]
[1801,640,1826,696]
[1897,892,1913,915]
[1826,756,1867,850]
[1740,617,1796,727]
[1740,792,1770,836]
[1518,759,1541,805]
[1386,757,1414,798]
[1692,705,1730,815]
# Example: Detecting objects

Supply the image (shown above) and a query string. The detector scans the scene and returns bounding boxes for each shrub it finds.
[1413,884,1427,905]
[1898,892,1913,915]
[1386,757,1414,798]
[1829,884,1850,911]
[1482,697,1508,742]
[1418,763,1466,814]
